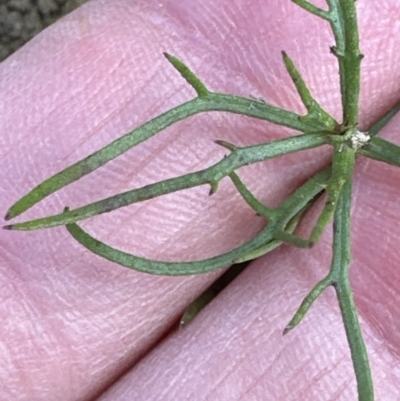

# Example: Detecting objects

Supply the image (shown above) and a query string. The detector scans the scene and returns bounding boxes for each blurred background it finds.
[0,0,89,61]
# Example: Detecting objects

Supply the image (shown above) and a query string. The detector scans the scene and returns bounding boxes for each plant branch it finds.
[228,171,317,262]
[5,1,396,398]
[228,172,276,220]
[283,147,373,400]
[283,143,356,327]
[358,136,400,168]
[65,168,331,275]
[293,0,363,127]
[368,103,400,137]
[266,142,356,249]
[164,53,209,97]
[233,209,307,264]
[5,57,333,222]
[333,176,374,401]
[326,0,362,127]
[282,51,338,130]
[5,133,331,231]
[290,0,330,20]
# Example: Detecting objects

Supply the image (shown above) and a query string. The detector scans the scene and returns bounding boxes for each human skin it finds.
[1,0,400,400]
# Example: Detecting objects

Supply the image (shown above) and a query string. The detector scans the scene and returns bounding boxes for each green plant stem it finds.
[283,147,373,400]
[291,0,330,20]
[5,68,334,222]
[228,171,314,262]
[265,141,356,249]
[164,53,209,97]
[6,133,331,231]
[295,0,362,127]
[229,171,276,220]
[336,280,373,401]
[306,141,354,244]
[282,51,338,128]
[327,0,362,127]
[368,103,400,137]
[64,168,331,275]
[333,176,373,401]
[232,209,306,264]
[180,263,248,327]
[358,136,400,168]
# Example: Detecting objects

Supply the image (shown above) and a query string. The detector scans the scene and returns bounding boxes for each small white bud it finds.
[351,130,370,150]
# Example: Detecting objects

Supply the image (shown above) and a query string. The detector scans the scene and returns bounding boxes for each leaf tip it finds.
[163,52,208,97]
[3,224,13,230]
[209,182,218,195]
[214,140,237,152]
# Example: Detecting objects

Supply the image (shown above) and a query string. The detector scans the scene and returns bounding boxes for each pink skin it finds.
[1,0,400,399]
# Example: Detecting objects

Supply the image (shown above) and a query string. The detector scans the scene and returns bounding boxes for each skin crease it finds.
[1,0,400,400]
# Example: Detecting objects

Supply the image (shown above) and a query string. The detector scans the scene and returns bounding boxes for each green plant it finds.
[4,0,400,399]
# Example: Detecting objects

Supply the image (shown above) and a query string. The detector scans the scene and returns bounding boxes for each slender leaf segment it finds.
[4,1,400,400]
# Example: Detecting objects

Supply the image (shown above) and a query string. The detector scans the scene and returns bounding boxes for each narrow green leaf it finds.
[282,51,338,130]
[65,167,331,275]
[233,209,306,263]
[229,171,275,220]
[66,221,277,275]
[306,143,355,246]
[368,103,400,137]
[332,175,374,401]
[358,136,400,168]
[326,0,362,126]
[272,143,355,249]
[283,145,373,399]
[6,133,330,230]
[180,263,247,327]
[163,53,209,98]
[290,0,330,20]
[283,275,332,334]
[5,99,202,220]
[5,92,331,221]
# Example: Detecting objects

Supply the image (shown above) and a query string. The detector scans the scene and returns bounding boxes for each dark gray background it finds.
[0,0,89,61]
